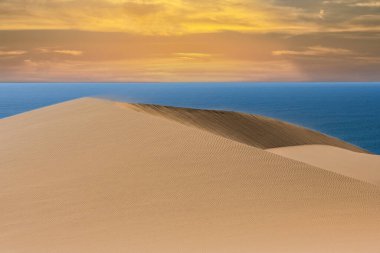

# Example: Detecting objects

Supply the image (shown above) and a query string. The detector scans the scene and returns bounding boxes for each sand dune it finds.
[0,98,379,253]
[268,144,380,186]
[122,103,368,153]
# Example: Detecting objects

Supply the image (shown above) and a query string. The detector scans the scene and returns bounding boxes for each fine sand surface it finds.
[0,98,379,253]
[268,145,380,186]
[122,103,368,153]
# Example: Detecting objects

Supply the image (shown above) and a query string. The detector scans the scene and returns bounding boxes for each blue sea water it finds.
[0,82,379,154]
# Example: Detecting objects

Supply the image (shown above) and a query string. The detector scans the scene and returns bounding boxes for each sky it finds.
[0,0,379,82]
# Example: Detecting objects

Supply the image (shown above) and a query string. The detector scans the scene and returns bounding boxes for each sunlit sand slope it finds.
[0,98,379,253]
[268,144,380,186]
[123,103,368,153]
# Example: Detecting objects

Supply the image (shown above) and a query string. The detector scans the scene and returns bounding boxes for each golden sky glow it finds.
[0,0,379,81]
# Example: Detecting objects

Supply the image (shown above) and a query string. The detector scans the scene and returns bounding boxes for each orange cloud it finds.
[53,50,83,56]
[273,46,354,56]
[0,1,379,82]
[0,50,26,56]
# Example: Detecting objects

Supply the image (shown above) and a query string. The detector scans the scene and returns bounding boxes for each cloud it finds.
[0,50,26,56]
[0,21,379,82]
[351,14,380,26]
[0,0,379,36]
[352,2,380,7]
[35,48,83,56]
[6,0,380,82]
[53,50,83,56]
[319,9,326,19]
[0,57,305,82]
[123,2,164,16]
[173,52,213,60]
[273,46,354,56]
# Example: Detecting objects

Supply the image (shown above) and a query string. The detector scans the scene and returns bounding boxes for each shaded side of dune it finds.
[119,103,368,153]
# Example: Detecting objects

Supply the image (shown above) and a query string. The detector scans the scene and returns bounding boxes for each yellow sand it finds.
[268,144,380,186]
[0,98,379,253]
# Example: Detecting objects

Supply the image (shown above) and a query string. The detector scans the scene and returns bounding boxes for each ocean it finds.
[1,82,379,154]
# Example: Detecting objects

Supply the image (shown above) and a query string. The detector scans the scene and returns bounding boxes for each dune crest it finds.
[120,102,368,153]
[0,98,379,253]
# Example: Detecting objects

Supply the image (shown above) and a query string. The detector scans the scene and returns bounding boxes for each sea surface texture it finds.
[0,82,379,154]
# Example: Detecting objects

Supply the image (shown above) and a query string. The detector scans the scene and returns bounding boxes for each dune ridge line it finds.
[116,101,368,153]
